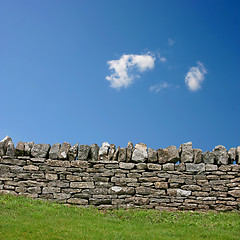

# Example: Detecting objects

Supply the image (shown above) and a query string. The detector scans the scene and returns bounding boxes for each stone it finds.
[24,142,34,156]
[132,144,148,163]
[236,146,240,164]
[6,140,15,156]
[78,145,90,160]
[58,142,71,160]
[15,141,25,156]
[193,148,203,163]
[108,144,116,160]
[90,144,99,160]
[111,186,123,193]
[136,163,147,170]
[119,162,134,170]
[162,163,174,171]
[70,182,94,189]
[148,148,158,163]
[67,198,88,205]
[49,143,61,159]
[23,165,39,171]
[157,149,168,164]
[166,146,180,163]
[203,151,215,164]
[31,143,51,158]
[127,141,134,162]
[206,164,218,171]
[99,142,110,160]
[177,189,191,197]
[213,145,229,165]
[228,148,237,163]
[113,146,120,161]
[154,182,168,189]
[118,148,127,162]
[228,190,240,198]
[0,136,12,156]
[186,163,205,172]
[180,142,193,163]
[68,143,78,161]
[147,163,162,171]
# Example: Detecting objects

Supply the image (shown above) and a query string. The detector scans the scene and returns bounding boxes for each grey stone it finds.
[0,136,12,156]
[118,148,127,162]
[181,142,193,163]
[157,149,168,164]
[132,144,148,163]
[68,143,78,161]
[237,146,240,164]
[162,163,174,171]
[78,145,90,160]
[205,164,218,171]
[228,148,237,163]
[24,142,34,156]
[193,148,203,163]
[177,189,191,197]
[119,162,134,170]
[166,146,180,163]
[99,142,110,160]
[228,190,240,198]
[186,163,205,172]
[49,143,61,159]
[58,142,71,160]
[136,163,147,170]
[213,145,229,165]
[70,182,94,189]
[127,141,134,162]
[15,141,25,156]
[113,146,120,161]
[148,148,157,163]
[203,151,215,164]
[6,140,15,156]
[111,186,123,193]
[147,163,162,171]
[108,144,116,160]
[90,144,99,160]
[31,143,51,158]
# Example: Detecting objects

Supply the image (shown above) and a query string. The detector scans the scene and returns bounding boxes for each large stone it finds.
[166,146,179,163]
[78,145,90,160]
[6,140,15,156]
[99,142,110,160]
[180,142,193,163]
[49,143,61,159]
[126,141,134,162]
[228,148,237,163]
[186,163,205,172]
[237,146,240,164]
[24,142,34,156]
[68,143,78,161]
[0,136,12,156]
[108,144,116,160]
[157,149,168,164]
[193,148,203,163]
[31,143,51,158]
[113,146,120,161]
[213,145,229,165]
[228,190,240,198]
[15,141,25,156]
[148,148,158,163]
[58,142,71,160]
[118,148,127,162]
[203,151,215,164]
[132,143,148,163]
[177,189,191,197]
[90,144,99,160]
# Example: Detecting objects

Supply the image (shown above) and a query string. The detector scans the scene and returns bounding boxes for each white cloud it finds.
[168,38,175,46]
[160,57,167,63]
[106,53,155,89]
[150,82,172,93]
[185,62,207,91]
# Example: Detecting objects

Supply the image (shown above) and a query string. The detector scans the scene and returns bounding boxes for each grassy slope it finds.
[0,194,239,240]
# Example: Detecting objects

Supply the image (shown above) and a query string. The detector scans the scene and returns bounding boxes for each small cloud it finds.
[106,53,155,89]
[160,57,167,63]
[150,82,172,93]
[185,61,207,91]
[168,38,175,46]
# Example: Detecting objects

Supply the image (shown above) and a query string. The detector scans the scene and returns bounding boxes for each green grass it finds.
[0,194,239,240]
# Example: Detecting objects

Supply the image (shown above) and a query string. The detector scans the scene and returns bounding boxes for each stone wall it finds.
[0,136,240,211]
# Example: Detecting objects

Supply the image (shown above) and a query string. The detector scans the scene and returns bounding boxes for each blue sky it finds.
[1,0,239,152]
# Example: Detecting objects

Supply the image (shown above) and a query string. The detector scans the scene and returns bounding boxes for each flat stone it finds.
[193,148,203,163]
[154,182,168,189]
[111,186,123,193]
[162,163,174,171]
[213,145,229,165]
[23,165,39,171]
[78,145,90,160]
[147,163,162,171]
[127,141,134,162]
[203,151,215,164]
[118,148,127,162]
[31,143,51,158]
[177,189,191,197]
[186,163,205,172]
[205,164,218,171]
[90,144,99,160]
[148,148,158,163]
[180,142,193,163]
[68,143,78,161]
[58,142,71,160]
[24,142,34,156]
[49,143,61,159]
[157,149,168,164]
[15,141,25,156]
[119,162,134,169]
[228,190,240,198]
[166,146,179,163]
[70,182,95,189]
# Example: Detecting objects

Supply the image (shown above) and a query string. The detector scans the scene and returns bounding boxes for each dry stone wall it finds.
[0,136,240,211]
